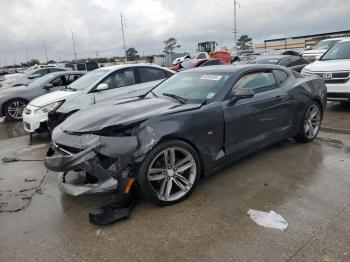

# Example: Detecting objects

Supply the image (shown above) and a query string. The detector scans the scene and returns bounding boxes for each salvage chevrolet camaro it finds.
[45,65,327,205]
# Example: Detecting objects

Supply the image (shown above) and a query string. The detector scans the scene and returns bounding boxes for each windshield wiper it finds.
[150,90,158,97]
[162,93,187,104]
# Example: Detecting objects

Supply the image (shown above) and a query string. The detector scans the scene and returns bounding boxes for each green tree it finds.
[163,37,181,53]
[126,47,139,61]
[237,35,253,50]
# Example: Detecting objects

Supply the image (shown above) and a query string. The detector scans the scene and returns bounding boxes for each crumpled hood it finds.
[304,59,350,72]
[29,90,80,107]
[60,97,202,133]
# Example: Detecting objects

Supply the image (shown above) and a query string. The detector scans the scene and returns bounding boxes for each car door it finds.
[223,70,291,157]
[93,68,139,103]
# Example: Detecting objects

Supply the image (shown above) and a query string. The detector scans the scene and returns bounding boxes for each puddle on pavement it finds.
[0,117,27,140]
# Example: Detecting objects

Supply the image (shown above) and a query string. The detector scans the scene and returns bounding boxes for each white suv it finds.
[301,38,345,62]
[23,64,174,133]
[301,39,350,102]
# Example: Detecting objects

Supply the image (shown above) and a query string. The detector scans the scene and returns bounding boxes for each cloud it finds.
[0,0,349,65]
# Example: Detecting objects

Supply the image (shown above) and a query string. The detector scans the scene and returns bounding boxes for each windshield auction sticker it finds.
[200,75,222,81]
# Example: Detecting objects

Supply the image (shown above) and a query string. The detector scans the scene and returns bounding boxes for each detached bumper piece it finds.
[45,144,139,225]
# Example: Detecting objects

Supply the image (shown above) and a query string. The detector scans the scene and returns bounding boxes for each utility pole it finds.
[96,51,99,59]
[25,47,29,63]
[233,0,239,52]
[43,41,48,63]
[120,13,127,62]
[71,30,78,63]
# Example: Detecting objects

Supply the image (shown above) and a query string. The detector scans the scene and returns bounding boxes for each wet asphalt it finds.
[0,103,349,262]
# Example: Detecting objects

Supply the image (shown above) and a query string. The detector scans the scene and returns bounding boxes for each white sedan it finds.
[23,64,174,133]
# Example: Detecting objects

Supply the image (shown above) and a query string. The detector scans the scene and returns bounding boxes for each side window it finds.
[273,70,289,85]
[197,53,207,59]
[279,58,291,67]
[49,68,63,73]
[49,76,64,86]
[34,69,48,77]
[138,67,166,83]
[234,71,277,93]
[290,58,308,66]
[101,69,136,89]
[67,74,81,84]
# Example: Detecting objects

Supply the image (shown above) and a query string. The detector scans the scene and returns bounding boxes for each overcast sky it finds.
[0,0,349,65]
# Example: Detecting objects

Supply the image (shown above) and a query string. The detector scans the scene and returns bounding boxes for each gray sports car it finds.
[0,71,84,120]
[45,64,327,205]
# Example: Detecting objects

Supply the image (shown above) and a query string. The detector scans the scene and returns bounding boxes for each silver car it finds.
[0,67,67,89]
[0,71,84,120]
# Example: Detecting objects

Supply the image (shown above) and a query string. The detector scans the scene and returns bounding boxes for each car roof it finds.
[96,63,173,73]
[322,37,350,42]
[337,38,350,43]
[48,70,85,76]
[255,55,295,60]
[184,64,286,74]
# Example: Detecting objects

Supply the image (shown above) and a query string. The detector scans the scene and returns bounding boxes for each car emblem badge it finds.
[323,73,332,79]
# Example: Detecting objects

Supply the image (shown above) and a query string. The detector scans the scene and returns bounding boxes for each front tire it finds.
[4,99,28,121]
[294,101,322,143]
[137,140,201,206]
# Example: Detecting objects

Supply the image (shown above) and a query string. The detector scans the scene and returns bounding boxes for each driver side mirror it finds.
[95,83,109,92]
[28,74,40,79]
[315,54,322,60]
[43,83,53,90]
[229,88,255,105]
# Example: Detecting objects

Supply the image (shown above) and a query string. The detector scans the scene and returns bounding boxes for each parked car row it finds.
[301,38,350,102]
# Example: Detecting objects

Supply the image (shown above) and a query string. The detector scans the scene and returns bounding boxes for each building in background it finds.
[255,30,350,51]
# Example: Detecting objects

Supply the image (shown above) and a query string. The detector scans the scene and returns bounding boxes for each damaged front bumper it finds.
[44,124,158,196]
[45,144,120,196]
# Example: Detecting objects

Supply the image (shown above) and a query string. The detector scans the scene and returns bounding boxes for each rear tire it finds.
[137,140,201,206]
[4,99,28,121]
[294,101,322,143]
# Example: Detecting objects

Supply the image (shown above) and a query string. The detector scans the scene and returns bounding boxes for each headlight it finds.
[35,101,64,114]
[301,68,311,75]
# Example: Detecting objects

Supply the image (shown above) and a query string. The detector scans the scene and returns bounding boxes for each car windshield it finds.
[314,40,336,50]
[28,74,56,88]
[151,72,230,103]
[66,69,109,91]
[321,41,350,60]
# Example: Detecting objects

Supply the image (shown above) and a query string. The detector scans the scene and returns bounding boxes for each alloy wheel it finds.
[147,147,197,202]
[304,104,321,139]
[7,100,27,120]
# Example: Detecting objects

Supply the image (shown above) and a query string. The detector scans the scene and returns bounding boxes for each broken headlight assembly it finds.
[91,122,143,137]
[35,100,65,114]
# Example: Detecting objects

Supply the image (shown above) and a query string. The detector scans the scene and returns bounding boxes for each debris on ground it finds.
[24,178,37,182]
[0,171,47,213]
[1,156,43,163]
[89,188,138,226]
[247,209,288,231]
